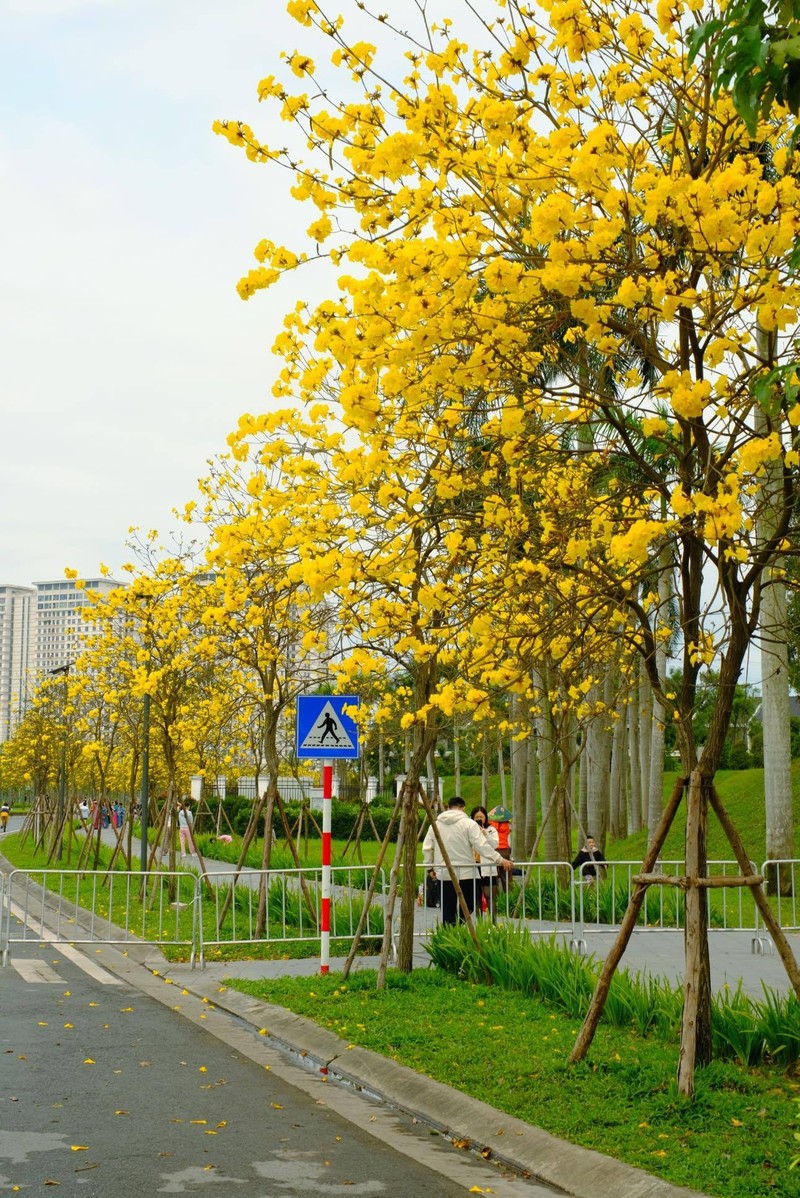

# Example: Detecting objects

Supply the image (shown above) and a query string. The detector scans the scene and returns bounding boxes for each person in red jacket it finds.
[488,805,513,892]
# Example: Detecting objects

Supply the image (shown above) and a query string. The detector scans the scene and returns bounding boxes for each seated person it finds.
[571,835,607,880]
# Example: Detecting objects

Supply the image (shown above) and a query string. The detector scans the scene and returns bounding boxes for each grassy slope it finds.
[228,969,800,1198]
[440,764,800,863]
[609,764,800,865]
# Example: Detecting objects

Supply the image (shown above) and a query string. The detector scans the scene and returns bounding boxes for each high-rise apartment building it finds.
[0,585,36,742]
[0,577,121,741]
[33,577,118,676]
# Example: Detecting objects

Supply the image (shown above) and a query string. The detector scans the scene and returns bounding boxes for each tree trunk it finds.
[453,721,461,794]
[481,731,490,806]
[586,682,611,851]
[755,325,794,891]
[639,656,652,830]
[609,696,627,841]
[497,731,507,805]
[510,693,529,858]
[535,668,559,860]
[578,734,588,833]
[525,728,537,857]
[760,573,794,892]
[676,770,713,1097]
[628,673,642,834]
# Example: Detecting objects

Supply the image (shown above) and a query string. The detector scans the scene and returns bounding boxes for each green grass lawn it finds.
[227,967,800,1198]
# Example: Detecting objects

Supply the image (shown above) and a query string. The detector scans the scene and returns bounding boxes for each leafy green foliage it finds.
[426,922,800,1067]
[690,0,800,133]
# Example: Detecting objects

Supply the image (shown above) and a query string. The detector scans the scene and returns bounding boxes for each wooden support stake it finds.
[570,775,687,1063]
[710,785,800,1001]
[632,873,764,889]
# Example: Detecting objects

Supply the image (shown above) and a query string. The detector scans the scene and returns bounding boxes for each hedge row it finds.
[206,795,401,842]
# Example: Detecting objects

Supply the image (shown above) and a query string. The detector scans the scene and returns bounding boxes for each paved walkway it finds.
[4,813,798,999]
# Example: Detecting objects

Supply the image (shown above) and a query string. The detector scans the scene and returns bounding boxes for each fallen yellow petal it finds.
[271,1103,283,1110]
[70,1145,89,1151]
[83,1059,95,1065]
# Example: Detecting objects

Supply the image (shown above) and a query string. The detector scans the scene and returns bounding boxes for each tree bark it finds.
[676,769,713,1097]
[753,324,794,891]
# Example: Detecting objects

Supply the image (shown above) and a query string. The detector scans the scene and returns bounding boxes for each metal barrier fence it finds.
[6,857,800,969]
[406,860,578,952]
[572,859,770,954]
[1,868,200,967]
[196,864,387,967]
[756,860,800,949]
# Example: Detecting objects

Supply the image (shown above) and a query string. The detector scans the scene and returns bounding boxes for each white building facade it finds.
[0,585,36,742]
[0,577,120,742]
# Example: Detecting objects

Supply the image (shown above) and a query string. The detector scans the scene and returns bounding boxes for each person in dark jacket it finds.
[571,835,607,881]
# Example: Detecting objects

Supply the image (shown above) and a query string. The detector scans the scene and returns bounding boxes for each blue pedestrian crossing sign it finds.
[296,695,360,760]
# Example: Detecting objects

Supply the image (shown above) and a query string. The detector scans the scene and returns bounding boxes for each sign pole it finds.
[321,760,333,974]
[294,694,359,977]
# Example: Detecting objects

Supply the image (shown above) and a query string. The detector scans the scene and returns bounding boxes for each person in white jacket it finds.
[422,797,512,925]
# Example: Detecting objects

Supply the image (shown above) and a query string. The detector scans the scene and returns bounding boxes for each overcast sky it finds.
[0,0,356,586]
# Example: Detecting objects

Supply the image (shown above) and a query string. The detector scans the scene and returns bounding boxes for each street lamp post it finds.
[140,690,150,875]
[48,663,71,862]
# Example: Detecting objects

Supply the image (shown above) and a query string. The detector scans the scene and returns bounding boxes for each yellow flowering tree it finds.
[216,0,800,1088]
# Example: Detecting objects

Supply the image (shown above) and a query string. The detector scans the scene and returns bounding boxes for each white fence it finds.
[1,868,199,967]
[3,857,798,969]
[196,864,386,967]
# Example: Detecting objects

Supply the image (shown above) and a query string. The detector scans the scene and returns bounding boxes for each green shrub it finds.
[426,922,800,1067]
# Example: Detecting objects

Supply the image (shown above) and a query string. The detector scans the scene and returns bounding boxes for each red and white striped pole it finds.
[320,760,333,974]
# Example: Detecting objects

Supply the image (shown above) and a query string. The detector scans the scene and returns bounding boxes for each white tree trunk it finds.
[535,666,559,861]
[647,555,672,841]
[639,655,652,829]
[510,692,529,857]
[610,696,627,840]
[628,673,642,834]
[756,325,794,871]
[586,677,612,850]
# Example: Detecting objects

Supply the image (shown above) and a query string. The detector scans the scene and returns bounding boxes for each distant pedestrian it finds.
[0,802,9,834]
[177,801,195,859]
[423,797,512,925]
[488,805,513,892]
[471,805,500,918]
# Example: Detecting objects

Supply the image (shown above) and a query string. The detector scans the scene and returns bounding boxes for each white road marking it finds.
[8,900,123,985]
[10,958,64,984]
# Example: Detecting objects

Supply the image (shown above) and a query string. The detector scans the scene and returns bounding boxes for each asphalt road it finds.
[0,935,557,1197]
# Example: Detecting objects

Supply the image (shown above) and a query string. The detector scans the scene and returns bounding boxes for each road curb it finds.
[165,965,710,1198]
